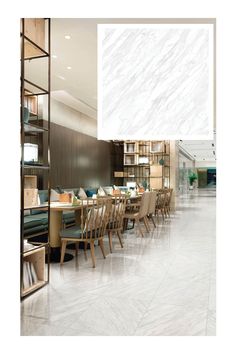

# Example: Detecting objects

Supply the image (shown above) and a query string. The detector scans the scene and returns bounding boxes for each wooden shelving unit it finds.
[20,18,51,299]
[123,140,170,189]
[22,247,46,297]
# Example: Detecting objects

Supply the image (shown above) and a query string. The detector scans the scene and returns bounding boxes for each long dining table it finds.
[49,195,142,262]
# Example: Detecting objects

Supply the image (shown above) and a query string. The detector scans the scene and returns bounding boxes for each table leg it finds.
[49,209,73,263]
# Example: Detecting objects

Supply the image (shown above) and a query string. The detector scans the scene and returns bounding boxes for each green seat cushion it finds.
[60,226,97,239]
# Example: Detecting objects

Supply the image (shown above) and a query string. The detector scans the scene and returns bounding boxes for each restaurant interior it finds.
[20,18,216,336]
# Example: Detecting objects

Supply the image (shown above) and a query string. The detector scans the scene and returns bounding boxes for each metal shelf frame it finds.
[20,18,51,299]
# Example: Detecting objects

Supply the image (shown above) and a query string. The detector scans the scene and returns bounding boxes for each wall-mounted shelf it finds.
[24,122,48,133]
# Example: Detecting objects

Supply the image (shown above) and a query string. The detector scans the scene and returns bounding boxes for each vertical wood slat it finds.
[50,122,113,188]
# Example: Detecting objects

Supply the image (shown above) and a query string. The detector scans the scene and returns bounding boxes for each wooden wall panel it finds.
[50,122,113,189]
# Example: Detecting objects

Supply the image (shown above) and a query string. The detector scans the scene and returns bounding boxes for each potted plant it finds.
[188,172,198,190]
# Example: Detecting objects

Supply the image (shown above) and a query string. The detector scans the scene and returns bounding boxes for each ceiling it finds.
[179,134,216,161]
[51,19,98,111]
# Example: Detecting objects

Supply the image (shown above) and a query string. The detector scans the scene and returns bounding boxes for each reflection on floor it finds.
[21,189,216,336]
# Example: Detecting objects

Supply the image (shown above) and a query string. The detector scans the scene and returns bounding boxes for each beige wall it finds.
[169,141,179,210]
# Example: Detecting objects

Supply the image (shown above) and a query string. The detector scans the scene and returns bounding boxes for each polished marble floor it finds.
[21,189,216,336]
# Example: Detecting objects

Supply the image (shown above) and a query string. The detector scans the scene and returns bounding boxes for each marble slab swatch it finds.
[97,24,214,140]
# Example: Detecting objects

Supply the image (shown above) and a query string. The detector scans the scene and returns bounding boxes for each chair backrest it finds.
[80,197,112,239]
[164,188,172,207]
[156,190,166,209]
[108,195,127,230]
[138,192,150,218]
[148,191,157,214]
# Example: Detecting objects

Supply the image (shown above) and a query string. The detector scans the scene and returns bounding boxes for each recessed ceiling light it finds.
[65,35,71,39]
[57,75,66,81]
[52,54,57,59]
[67,66,72,70]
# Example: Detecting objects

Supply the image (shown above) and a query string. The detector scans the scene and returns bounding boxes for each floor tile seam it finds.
[63,296,141,335]
[204,255,214,335]
[133,201,214,335]
[132,251,180,335]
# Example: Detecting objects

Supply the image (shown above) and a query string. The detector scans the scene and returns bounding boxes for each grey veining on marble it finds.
[98,24,214,140]
[21,189,216,336]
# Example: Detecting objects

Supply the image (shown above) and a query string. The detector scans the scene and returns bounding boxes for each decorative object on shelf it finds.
[139,156,149,164]
[24,143,38,163]
[114,171,124,178]
[142,180,148,190]
[24,175,37,188]
[159,158,164,165]
[24,188,39,208]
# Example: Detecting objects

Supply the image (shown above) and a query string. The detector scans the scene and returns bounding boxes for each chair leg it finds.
[123,218,128,231]
[150,214,156,228]
[75,242,79,257]
[60,240,67,265]
[137,220,144,237]
[117,230,123,248]
[161,208,165,221]
[99,238,106,259]
[156,209,159,223]
[84,241,88,260]
[108,230,113,253]
[90,241,96,268]
[144,216,150,232]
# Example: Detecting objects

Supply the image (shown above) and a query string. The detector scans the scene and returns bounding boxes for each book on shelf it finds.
[23,261,38,289]
[29,262,38,284]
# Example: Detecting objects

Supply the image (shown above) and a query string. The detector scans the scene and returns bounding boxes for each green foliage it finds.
[188,172,198,185]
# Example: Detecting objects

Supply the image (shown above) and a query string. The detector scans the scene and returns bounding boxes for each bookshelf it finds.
[123,141,170,189]
[20,18,51,299]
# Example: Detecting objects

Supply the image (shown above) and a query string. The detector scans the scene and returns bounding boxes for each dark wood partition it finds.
[50,122,113,189]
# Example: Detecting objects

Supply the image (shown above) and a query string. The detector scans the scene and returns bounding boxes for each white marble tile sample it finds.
[98,24,214,140]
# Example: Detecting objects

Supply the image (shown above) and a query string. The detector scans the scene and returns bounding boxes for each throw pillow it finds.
[78,187,87,199]
[97,186,106,197]
[50,189,60,202]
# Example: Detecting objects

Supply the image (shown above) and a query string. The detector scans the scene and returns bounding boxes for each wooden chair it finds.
[164,188,173,217]
[59,197,112,268]
[107,195,127,253]
[124,192,150,237]
[155,190,166,221]
[147,191,157,228]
